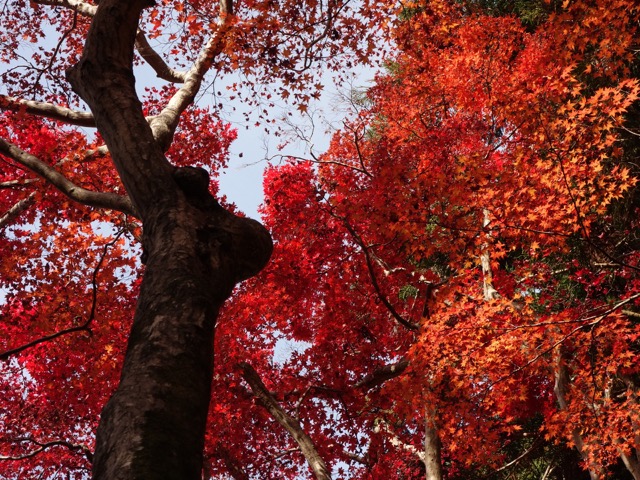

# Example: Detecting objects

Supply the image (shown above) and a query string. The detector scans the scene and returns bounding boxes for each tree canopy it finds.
[1,0,640,479]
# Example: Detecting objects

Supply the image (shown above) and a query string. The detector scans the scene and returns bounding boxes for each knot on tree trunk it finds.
[172,166,273,285]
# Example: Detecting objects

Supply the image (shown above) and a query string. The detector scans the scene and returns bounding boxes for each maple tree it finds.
[0,0,391,478]
[217,0,640,478]
[2,0,640,480]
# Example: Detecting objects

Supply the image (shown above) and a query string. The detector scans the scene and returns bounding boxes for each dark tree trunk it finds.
[66,1,272,478]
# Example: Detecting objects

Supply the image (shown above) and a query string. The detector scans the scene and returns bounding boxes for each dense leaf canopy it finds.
[1,0,640,478]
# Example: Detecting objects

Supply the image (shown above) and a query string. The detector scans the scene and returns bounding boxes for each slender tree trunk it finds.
[424,409,443,480]
[239,363,332,480]
[480,209,499,301]
[614,376,640,480]
[66,1,272,478]
[553,348,599,480]
[619,450,640,480]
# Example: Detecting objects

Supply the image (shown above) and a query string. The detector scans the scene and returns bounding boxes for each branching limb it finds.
[0,95,95,127]
[0,137,135,216]
[238,362,332,480]
[343,450,367,464]
[0,437,93,463]
[341,222,419,331]
[374,419,425,465]
[494,436,542,473]
[149,1,234,151]
[24,0,228,153]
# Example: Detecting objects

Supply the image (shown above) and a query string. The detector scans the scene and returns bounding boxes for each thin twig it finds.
[0,437,93,463]
[0,230,125,360]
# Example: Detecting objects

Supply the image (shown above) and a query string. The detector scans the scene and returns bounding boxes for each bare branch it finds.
[149,6,234,151]
[134,30,187,84]
[0,137,135,216]
[374,419,425,465]
[481,293,640,393]
[0,437,93,463]
[494,436,542,473]
[238,362,332,480]
[0,230,124,361]
[354,358,409,390]
[0,179,38,188]
[0,95,95,127]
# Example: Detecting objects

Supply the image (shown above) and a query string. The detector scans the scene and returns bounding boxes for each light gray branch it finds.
[0,192,36,229]
[149,9,234,151]
[135,31,187,84]
[33,0,97,16]
[0,95,95,127]
[239,362,332,480]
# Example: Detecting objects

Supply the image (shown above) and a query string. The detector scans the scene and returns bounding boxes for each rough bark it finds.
[65,0,272,478]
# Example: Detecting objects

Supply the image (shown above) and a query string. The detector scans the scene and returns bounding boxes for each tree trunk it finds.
[65,1,272,478]
[553,348,599,480]
[480,209,499,301]
[619,450,640,480]
[424,409,443,480]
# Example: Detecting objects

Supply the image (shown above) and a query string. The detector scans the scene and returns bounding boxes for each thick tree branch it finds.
[554,347,600,480]
[149,6,234,151]
[423,410,443,480]
[0,95,95,127]
[0,137,135,216]
[135,30,187,84]
[238,362,332,480]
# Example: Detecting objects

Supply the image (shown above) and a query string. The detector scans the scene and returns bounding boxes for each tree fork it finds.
[66,0,272,478]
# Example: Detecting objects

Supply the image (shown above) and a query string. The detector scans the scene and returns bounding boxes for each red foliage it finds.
[1,0,640,478]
